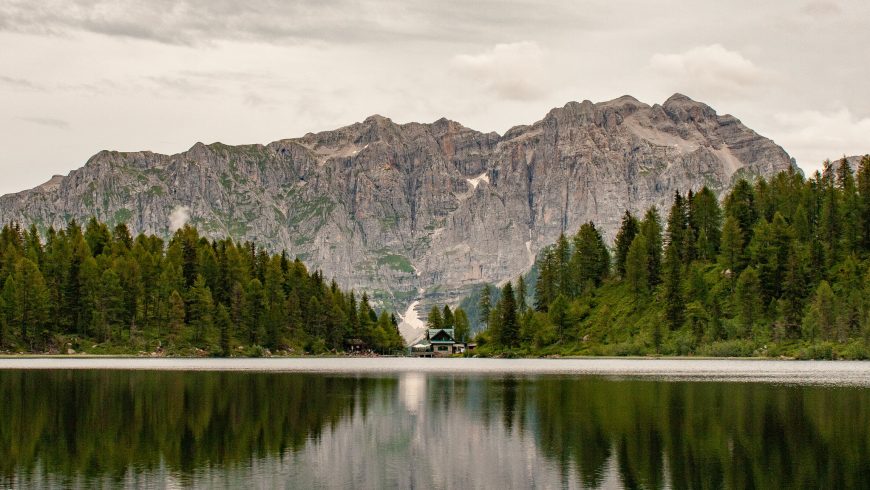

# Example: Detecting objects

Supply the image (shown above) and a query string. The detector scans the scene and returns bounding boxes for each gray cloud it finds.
[16,116,70,129]
[0,0,589,45]
[452,42,551,101]
[650,44,767,97]
[802,0,843,16]
[0,75,44,91]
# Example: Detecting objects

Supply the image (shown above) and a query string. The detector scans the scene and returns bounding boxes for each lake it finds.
[1,358,868,488]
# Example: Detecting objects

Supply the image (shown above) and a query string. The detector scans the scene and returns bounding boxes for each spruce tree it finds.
[454,308,470,343]
[442,305,454,329]
[663,244,684,331]
[498,281,518,347]
[690,186,722,258]
[614,211,639,277]
[426,306,443,330]
[735,267,762,338]
[625,234,649,299]
[719,215,744,276]
[640,207,663,286]
[479,283,493,325]
[216,304,232,356]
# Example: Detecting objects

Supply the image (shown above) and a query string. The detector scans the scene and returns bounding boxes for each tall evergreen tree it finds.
[442,305,454,329]
[735,267,762,338]
[479,283,493,324]
[454,308,470,343]
[640,207,663,286]
[498,281,518,347]
[614,211,640,277]
[516,275,528,313]
[662,244,684,331]
[690,187,722,259]
[570,222,610,290]
[426,306,443,330]
[625,234,649,299]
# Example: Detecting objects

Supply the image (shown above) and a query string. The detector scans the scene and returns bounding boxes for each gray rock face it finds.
[0,93,796,323]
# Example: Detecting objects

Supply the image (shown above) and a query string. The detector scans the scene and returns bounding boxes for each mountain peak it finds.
[0,96,795,317]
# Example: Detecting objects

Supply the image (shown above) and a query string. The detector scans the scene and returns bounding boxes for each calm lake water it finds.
[0,358,868,488]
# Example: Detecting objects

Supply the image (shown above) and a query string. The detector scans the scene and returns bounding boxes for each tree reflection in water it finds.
[1,370,867,488]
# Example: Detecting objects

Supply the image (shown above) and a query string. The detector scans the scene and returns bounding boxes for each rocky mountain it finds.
[0,93,796,337]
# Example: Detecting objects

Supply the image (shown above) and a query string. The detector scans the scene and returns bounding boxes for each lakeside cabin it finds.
[410,328,467,357]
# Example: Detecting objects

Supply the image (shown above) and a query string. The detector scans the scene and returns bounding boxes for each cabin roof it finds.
[428,328,455,343]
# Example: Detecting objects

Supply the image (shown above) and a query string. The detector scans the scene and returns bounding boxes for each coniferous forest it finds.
[0,220,405,355]
[3,157,870,358]
[473,157,870,359]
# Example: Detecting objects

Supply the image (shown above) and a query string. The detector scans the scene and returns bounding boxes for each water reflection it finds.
[1,370,868,488]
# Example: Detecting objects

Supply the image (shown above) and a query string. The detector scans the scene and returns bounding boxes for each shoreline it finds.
[0,357,868,387]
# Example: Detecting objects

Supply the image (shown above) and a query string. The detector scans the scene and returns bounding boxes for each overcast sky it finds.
[1,0,868,195]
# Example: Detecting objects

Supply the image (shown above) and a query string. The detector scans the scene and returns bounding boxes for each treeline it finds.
[476,157,870,358]
[0,220,404,355]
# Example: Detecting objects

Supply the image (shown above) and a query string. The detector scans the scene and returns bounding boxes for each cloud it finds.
[801,0,842,17]
[771,108,870,172]
[0,75,44,91]
[17,116,70,129]
[0,0,583,46]
[650,44,766,96]
[452,41,549,101]
[168,205,190,232]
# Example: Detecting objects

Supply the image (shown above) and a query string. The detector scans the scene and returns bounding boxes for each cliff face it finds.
[0,94,796,332]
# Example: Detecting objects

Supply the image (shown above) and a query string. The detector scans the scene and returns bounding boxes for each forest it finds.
[3,156,870,358]
[0,219,405,355]
[469,156,870,359]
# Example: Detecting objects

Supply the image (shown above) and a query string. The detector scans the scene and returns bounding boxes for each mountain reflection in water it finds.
[1,369,868,488]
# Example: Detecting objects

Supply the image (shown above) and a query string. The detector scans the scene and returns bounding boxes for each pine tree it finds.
[168,290,186,335]
[479,283,493,325]
[245,278,265,344]
[640,207,663,286]
[718,215,744,277]
[625,234,649,299]
[442,305,454,329]
[189,275,214,344]
[99,268,125,341]
[426,306,443,330]
[516,275,528,314]
[454,308,470,343]
[534,248,555,311]
[216,304,232,356]
[614,211,640,277]
[498,281,518,347]
[662,244,684,331]
[735,267,762,338]
[263,257,286,348]
[803,281,835,341]
[724,179,757,243]
[665,191,688,261]
[548,294,569,342]
[570,222,610,290]
[554,233,572,297]
[690,186,722,259]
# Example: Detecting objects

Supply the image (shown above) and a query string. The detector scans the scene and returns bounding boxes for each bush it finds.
[698,339,758,357]
[796,342,835,360]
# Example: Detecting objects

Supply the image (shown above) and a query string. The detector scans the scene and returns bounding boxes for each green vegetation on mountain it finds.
[473,157,870,359]
[0,219,404,355]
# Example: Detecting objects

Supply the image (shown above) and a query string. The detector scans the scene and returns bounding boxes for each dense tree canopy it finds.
[477,158,870,359]
[0,220,404,355]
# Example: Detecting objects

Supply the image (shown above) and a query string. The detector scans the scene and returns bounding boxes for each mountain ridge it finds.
[0,93,798,333]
